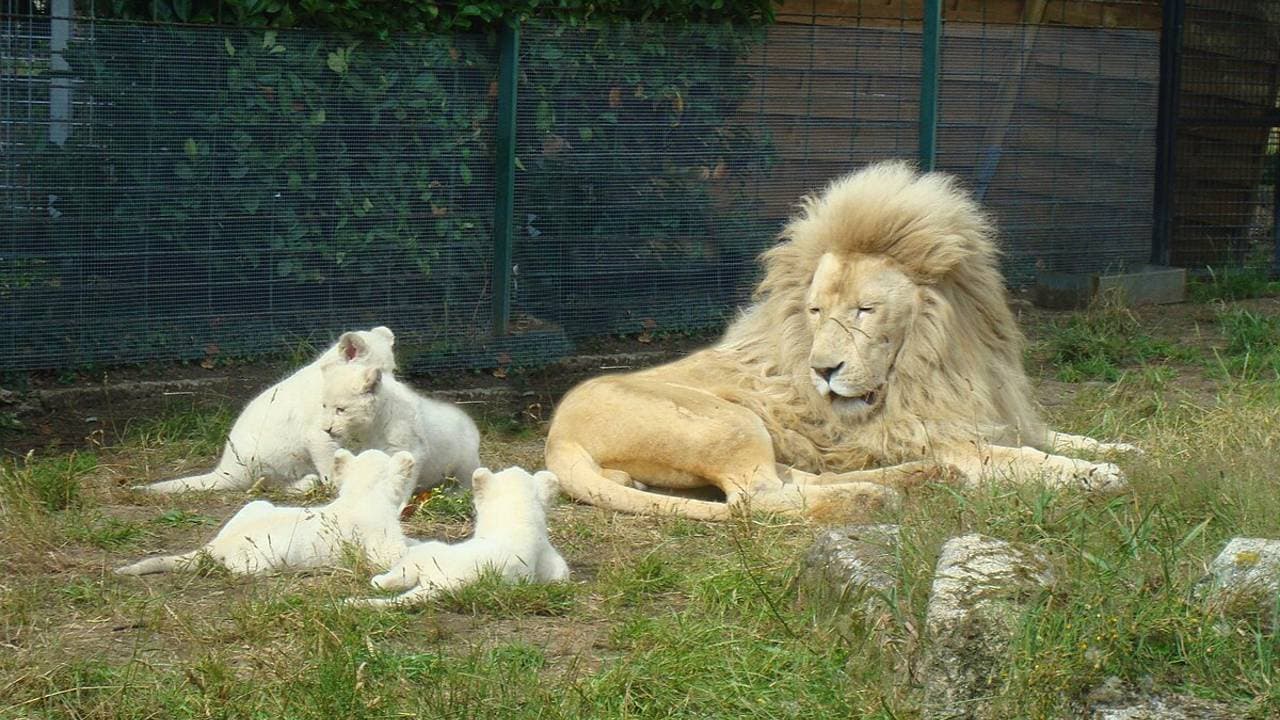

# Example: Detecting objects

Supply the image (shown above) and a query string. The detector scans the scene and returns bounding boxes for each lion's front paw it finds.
[1097,441,1144,457]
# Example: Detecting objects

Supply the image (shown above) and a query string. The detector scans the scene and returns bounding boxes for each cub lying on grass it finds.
[348,466,569,608]
[135,326,397,494]
[318,361,481,492]
[116,449,416,576]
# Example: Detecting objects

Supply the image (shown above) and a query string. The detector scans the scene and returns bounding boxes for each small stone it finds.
[798,524,900,624]
[922,533,1054,720]
[1080,677,1233,719]
[1201,538,1280,613]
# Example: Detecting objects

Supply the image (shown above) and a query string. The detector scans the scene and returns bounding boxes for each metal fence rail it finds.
[0,3,1235,372]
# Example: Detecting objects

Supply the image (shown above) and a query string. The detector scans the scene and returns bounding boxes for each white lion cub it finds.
[318,361,480,492]
[349,466,569,608]
[116,449,416,576]
[135,326,398,494]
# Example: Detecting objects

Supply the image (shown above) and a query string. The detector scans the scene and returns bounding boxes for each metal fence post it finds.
[491,21,520,337]
[1151,0,1185,267]
[49,0,72,146]
[1272,148,1279,277]
[918,0,942,172]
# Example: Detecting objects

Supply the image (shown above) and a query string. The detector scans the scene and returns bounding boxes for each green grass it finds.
[1189,263,1280,304]
[1039,299,1189,382]
[3,302,1280,719]
[1215,308,1280,380]
[0,450,97,512]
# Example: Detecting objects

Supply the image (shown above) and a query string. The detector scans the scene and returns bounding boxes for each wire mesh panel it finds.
[938,21,1160,283]
[509,19,919,341]
[1171,0,1280,268]
[3,14,497,370]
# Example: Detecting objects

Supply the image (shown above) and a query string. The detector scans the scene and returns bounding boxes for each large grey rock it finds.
[1079,677,1232,719]
[1202,538,1280,609]
[798,524,900,626]
[922,533,1054,720]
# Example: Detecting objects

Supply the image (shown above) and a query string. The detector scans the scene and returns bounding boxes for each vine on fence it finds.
[11,3,776,366]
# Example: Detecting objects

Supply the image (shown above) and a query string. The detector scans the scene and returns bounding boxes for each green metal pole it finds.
[491,21,520,337]
[919,0,942,172]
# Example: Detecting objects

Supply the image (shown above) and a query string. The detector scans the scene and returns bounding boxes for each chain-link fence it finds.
[1,2,1273,371]
[1163,0,1279,269]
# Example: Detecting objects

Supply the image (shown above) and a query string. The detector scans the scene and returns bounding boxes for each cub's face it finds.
[804,252,919,419]
[320,364,382,445]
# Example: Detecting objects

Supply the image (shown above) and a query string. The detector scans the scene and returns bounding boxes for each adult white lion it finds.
[545,161,1137,522]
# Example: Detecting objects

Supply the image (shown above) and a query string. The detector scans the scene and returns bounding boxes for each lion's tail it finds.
[545,437,735,522]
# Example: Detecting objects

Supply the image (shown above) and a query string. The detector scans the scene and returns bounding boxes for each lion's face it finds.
[804,252,918,418]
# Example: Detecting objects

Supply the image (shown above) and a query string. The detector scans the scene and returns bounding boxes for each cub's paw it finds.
[1072,461,1127,494]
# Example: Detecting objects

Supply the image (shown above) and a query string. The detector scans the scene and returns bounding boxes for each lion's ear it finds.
[810,252,844,291]
[332,449,355,479]
[337,332,369,363]
[371,326,395,346]
[532,470,560,506]
[391,450,415,480]
[362,367,383,394]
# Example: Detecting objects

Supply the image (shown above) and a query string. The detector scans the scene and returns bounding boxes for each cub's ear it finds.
[391,451,415,480]
[532,470,561,505]
[332,449,356,479]
[371,326,395,346]
[337,332,370,363]
[471,467,493,492]
[362,367,383,394]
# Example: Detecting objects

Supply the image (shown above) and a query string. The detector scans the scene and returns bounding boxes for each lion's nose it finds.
[813,362,844,382]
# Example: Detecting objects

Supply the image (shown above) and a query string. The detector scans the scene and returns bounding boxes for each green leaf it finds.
[310,109,326,125]
[269,44,287,55]
[514,156,527,171]
[327,48,349,75]
[535,101,554,133]
[262,31,277,49]
[183,138,199,159]
[223,38,236,57]
[578,126,593,142]
[288,171,301,190]
[458,163,472,186]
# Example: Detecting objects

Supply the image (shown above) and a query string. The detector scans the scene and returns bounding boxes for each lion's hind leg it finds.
[781,461,959,491]
[548,377,896,522]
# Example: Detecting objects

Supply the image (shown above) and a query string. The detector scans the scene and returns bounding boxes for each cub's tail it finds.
[544,437,735,522]
[115,551,199,576]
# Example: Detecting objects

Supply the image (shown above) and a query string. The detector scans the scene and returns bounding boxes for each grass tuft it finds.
[1040,298,1187,381]
[1189,263,1280,303]
[438,572,579,617]
[0,450,96,512]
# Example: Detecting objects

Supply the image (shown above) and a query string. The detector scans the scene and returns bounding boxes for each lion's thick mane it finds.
[711,161,1045,471]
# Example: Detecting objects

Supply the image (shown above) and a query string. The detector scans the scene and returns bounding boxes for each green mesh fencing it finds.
[3,9,1170,371]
